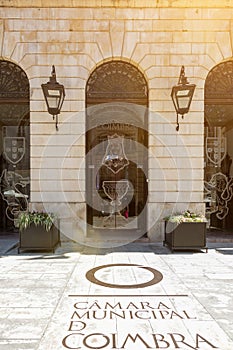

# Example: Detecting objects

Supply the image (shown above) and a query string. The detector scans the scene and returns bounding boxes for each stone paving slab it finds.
[0,242,233,349]
[0,235,18,255]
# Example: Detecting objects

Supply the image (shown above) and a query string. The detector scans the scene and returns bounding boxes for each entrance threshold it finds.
[85,228,148,246]
[207,229,233,242]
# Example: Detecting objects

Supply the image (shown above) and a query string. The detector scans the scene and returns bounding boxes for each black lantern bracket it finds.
[41,65,65,131]
[171,66,196,131]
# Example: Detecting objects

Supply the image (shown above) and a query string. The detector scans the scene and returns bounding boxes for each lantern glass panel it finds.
[177,95,190,110]
[176,89,190,97]
[48,89,60,96]
[47,96,60,109]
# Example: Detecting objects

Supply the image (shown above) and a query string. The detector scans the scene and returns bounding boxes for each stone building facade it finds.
[1,0,233,245]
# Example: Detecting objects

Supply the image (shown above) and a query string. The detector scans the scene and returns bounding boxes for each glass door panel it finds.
[0,125,30,230]
[86,125,148,234]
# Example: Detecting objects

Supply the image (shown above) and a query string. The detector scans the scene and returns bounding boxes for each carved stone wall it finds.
[1,1,232,240]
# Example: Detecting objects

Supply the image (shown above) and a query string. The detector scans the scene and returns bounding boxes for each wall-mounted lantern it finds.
[41,65,65,131]
[171,66,196,131]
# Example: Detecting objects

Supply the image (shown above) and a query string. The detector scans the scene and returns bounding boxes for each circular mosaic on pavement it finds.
[85,263,163,289]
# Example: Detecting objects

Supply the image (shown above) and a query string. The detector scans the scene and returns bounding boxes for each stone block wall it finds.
[0,0,232,241]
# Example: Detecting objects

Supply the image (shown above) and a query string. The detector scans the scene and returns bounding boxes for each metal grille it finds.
[86,61,148,104]
[0,60,29,101]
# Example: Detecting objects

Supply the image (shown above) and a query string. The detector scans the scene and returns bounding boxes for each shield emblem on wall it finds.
[3,137,26,165]
[205,136,226,166]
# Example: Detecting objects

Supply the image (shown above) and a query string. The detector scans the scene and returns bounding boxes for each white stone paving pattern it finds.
[0,242,233,349]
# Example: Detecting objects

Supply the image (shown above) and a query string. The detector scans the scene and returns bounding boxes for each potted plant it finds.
[17,211,60,253]
[163,210,208,252]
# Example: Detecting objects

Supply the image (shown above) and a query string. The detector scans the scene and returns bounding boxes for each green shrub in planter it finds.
[163,211,208,252]
[17,211,55,232]
[164,210,207,224]
[17,211,60,253]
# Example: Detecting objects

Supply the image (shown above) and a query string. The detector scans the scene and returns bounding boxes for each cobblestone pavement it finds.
[0,239,233,349]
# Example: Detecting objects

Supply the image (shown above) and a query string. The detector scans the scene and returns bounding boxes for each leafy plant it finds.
[164,210,207,224]
[17,211,55,232]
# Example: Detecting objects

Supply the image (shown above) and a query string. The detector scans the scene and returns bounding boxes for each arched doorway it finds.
[85,61,148,239]
[0,60,30,233]
[204,60,233,232]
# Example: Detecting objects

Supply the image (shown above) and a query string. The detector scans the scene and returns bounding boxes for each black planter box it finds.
[163,222,208,252]
[18,223,60,253]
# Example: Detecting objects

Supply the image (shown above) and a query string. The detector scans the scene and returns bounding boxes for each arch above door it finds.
[205,60,233,129]
[86,60,148,105]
